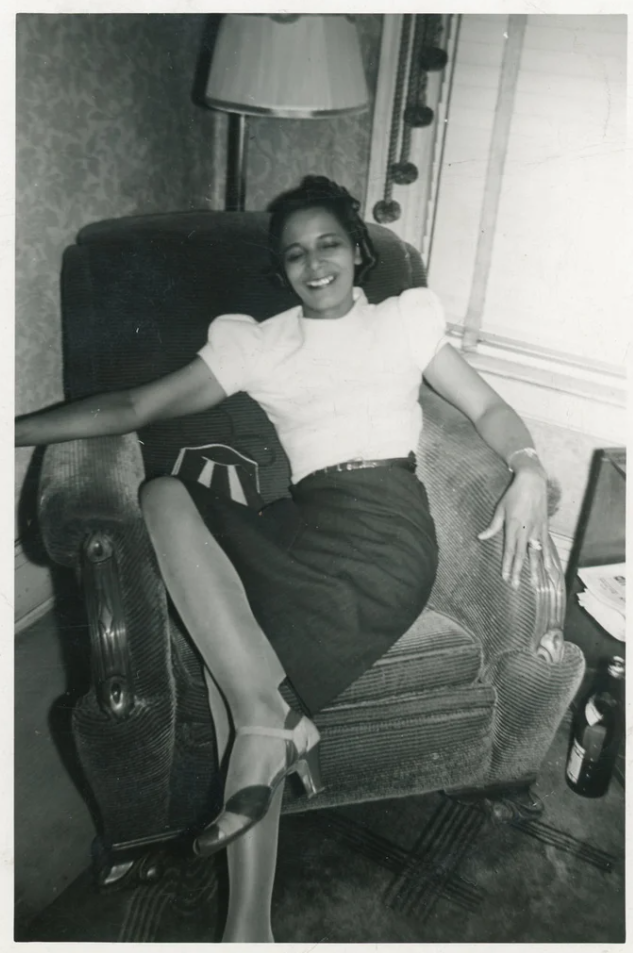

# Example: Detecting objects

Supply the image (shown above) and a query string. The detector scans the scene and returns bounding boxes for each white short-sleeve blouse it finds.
[197,287,449,484]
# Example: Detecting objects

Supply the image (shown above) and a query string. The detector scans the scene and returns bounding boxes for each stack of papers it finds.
[577,563,626,642]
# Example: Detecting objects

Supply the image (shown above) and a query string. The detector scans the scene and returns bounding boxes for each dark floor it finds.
[18,708,625,944]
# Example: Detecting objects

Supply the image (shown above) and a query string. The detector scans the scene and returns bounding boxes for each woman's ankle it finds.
[222,915,274,943]
[222,929,275,943]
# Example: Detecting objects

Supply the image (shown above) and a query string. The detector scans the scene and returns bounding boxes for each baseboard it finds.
[15,596,56,635]
[15,541,54,634]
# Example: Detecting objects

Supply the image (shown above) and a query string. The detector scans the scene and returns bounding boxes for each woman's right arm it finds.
[15,356,227,447]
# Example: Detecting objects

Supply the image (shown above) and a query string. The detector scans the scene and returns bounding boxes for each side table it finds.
[563,447,626,785]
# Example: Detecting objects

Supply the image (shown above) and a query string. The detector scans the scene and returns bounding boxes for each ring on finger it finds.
[528,538,543,552]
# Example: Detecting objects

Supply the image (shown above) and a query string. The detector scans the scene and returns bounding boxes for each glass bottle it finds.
[565,656,625,797]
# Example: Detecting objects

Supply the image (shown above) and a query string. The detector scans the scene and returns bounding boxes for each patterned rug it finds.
[21,714,624,944]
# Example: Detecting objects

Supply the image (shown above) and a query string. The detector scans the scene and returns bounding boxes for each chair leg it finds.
[91,830,192,889]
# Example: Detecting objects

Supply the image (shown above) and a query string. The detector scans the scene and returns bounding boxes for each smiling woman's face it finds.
[280,207,362,320]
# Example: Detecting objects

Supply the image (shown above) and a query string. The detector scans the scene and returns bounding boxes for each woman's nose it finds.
[305,249,322,271]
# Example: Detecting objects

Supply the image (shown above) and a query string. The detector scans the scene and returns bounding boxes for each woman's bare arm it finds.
[423,344,539,466]
[15,357,226,447]
[423,343,551,588]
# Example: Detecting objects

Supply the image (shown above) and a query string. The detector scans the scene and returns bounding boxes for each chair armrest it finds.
[38,433,146,567]
[37,434,162,721]
[36,435,181,843]
[417,385,565,663]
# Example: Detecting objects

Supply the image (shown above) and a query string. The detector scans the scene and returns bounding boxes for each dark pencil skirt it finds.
[179,466,439,715]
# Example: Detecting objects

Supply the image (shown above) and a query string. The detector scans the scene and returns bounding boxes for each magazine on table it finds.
[576,563,626,642]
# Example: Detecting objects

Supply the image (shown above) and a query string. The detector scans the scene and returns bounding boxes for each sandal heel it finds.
[294,743,325,798]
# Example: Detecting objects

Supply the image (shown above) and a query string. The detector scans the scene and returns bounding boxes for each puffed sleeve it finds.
[397,287,450,372]
[197,313,263,397]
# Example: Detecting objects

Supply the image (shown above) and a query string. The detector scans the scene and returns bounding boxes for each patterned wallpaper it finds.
[15,13,382,527]
[15,14,226,521]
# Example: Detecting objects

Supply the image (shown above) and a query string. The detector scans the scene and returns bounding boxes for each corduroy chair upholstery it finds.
[37,211,585,870]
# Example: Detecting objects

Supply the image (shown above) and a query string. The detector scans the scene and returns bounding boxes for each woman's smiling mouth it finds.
[306,275,335,289]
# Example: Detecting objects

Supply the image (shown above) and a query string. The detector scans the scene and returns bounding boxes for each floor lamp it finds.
[203,14,370,211]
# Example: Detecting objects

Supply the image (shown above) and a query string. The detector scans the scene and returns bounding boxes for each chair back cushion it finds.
[61,211,426,502]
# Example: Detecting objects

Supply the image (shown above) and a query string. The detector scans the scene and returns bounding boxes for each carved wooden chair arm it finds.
[81,529,135,718]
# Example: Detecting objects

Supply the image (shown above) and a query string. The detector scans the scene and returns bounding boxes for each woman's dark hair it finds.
[267,175,377,287]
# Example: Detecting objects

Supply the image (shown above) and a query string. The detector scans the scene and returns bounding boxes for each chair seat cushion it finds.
[283,683,495,812]
[328,609,483,707]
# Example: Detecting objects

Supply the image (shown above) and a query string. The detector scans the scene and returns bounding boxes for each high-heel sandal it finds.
[193,708,324,856]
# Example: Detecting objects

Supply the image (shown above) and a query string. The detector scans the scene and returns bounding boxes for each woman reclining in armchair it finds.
[16,175,555,942]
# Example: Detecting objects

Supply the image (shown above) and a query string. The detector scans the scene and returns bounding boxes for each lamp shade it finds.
[204,14,369,118]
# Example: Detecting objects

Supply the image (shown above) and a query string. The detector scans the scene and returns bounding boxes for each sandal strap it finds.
[235,708,306,741]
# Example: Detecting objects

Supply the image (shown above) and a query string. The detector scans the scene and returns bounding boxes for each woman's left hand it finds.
[477,468,553,589]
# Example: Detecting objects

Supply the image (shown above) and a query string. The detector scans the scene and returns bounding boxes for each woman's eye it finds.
[285,250,303,264]
[321,240,340,250]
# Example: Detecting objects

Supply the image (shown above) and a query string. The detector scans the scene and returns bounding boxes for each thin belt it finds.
[301,452,416,482]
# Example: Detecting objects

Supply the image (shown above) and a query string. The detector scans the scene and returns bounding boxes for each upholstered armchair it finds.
[37,211,585,883]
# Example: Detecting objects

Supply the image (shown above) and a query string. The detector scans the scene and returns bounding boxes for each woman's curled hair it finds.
[267,175,377,287]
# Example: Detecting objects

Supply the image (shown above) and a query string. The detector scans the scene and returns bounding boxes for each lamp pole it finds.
[226,113,248,212]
